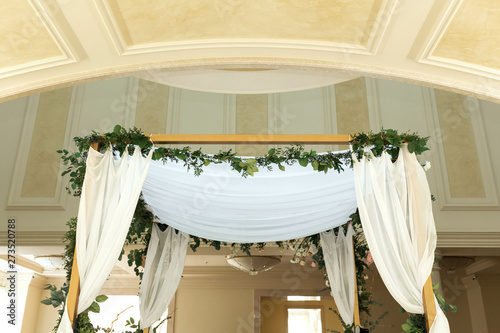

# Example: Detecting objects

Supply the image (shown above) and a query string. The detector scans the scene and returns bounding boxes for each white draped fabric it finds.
[320,224,355,325]
[58,147,152,333]
[139,224,189,329]
[142,154,358,243]
[353,145,449,332]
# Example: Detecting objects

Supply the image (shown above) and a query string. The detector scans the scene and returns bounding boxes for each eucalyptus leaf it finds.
[298,158,308,167]
[87,301,100,313]
[95,295,108,303]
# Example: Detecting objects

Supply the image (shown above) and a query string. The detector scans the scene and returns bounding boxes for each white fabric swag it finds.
[353,145,450,332]
[142,152,358,243]
[320,224,355,325]
[139,224,189,329]
[58,147,152,333]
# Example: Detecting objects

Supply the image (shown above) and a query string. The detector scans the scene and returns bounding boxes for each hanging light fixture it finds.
[226,255,281,275]
[34,255,64,270]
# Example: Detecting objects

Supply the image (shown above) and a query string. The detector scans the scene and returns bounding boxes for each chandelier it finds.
[226,255,281,275]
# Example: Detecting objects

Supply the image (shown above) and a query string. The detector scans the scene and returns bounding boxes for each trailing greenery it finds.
[41,283,108,332]
[50,125,436,332]
[400,281,457,333]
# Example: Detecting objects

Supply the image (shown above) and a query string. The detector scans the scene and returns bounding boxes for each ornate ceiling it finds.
[1,0,500,103]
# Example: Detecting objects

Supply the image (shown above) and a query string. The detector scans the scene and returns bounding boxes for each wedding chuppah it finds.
[56,128,450,333]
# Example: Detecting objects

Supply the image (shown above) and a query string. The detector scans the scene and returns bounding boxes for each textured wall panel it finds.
[236,94,268,156]
[134,79,169,134]
[21,88,72,198]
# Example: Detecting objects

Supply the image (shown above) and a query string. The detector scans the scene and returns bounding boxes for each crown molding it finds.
[437,232,500,248]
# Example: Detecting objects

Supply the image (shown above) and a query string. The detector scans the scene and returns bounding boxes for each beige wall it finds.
[174,288,254,333]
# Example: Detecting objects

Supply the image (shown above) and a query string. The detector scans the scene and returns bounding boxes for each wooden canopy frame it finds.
[65,134,436,332]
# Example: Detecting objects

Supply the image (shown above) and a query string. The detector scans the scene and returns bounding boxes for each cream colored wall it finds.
[20,274,46,333]
[174,288,254,333]
[17,276,65,333]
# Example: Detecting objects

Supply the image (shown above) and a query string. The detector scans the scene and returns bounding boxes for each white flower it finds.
[423,161,431,171]
[309,244,318,255]
[290,257,300,264]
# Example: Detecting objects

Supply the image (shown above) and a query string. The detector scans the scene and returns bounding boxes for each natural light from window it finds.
[287,295,321,301]
[88,295,169,332]
[287,308,322,333]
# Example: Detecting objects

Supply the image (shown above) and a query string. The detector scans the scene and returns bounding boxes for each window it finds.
[287,308,323,333]
[287,296,321,301]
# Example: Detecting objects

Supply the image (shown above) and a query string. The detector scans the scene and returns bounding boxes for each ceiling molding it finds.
[92,0,396,57]
[437,232,500,248]
[0,231,65,247]
[364,0,398,56]
[417,0,500,82]
[0,0,77,80]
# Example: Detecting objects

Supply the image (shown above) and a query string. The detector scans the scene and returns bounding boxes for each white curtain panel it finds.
[353,145,449,332]
[320,224,355,325]
[142,152,358,243]
[58,147,152,333]
[139,224,189,329]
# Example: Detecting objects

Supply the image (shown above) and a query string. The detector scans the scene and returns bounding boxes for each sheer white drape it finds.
[320,224,355,325]
[142,152,357,243]
[58,147,152,333]
[139,224,189,329]
[353,145,449,332]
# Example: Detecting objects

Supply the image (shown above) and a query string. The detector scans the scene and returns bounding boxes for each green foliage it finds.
[62,217,77,281]
[41,282,69,331]
[400,282,457,333]
[40,282,108,332]
[350,129,429,161]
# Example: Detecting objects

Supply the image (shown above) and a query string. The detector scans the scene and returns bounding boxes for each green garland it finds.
[50,125,437,332]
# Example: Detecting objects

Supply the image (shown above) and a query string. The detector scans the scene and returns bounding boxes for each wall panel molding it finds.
[5,95,69,210]
[422,87,499,210]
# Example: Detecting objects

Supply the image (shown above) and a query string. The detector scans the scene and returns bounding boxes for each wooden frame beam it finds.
[148,134,351,145]
[423,275,437,331]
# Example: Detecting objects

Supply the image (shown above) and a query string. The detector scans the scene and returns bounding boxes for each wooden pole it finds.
[143,328,149,333]
[66,248,80,328]
[148,134,351,145]
[422,275,437,331]
[353,245,361,327]
[66,142,99,328]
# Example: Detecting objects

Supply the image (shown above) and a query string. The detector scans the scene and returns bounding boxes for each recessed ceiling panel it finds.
[432,0,500,70]
[106,0,384,47]
[0,1,63,70]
